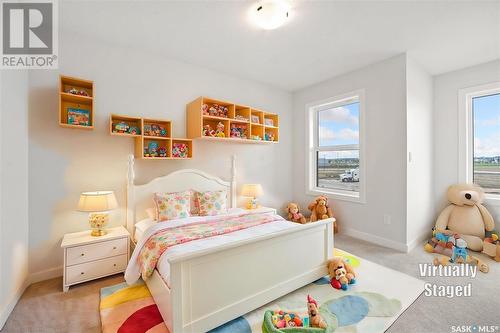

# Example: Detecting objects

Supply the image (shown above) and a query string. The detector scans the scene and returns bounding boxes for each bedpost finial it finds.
[128,154,135,185]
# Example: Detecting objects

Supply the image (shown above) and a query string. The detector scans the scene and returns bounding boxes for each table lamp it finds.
[241,184,263,209]
[77,191,118,236]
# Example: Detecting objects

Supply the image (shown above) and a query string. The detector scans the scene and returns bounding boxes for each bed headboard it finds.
[126,154,237,236]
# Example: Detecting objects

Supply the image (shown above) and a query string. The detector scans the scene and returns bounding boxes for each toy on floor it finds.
[270,310,303,328]
[430,232,489,273]
[307,295,327,329]
[327,257,356,290]
[308,195,334,222]
[286,203,306,224]
[215,122,225,137]
[434,184,495,251]
[483,232,500,262]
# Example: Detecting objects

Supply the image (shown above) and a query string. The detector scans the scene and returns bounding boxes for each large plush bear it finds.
[435,184,495,251]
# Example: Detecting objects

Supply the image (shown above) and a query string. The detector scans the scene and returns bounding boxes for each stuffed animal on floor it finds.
[430,232,489,273]
[434,184,495,251]
[327,257,356,290]
[286,203,307,224]
[308,196,334,222]
[307,295,327,329]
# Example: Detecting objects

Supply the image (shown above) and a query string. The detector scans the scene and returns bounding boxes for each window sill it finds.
[307,188,365,204]
[485,195,500,207]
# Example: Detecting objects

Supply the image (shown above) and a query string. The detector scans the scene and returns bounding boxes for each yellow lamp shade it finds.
[77,191,118,212]
[241,184,263,198]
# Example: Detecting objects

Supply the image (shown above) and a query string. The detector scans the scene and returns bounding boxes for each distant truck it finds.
[339,169,359,182]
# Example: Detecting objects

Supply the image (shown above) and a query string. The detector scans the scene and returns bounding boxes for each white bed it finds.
[125,155,335,333]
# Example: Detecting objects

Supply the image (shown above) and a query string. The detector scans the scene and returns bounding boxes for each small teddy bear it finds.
[327,257,356,290]
[308,195,334,222]
[286,203,306,224]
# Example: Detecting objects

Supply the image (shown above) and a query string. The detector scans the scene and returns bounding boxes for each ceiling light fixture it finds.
[250,0,291,30]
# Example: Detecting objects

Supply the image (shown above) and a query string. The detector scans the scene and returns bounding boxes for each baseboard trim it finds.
[0,279,29,330]
[406,231,430,253]
[28,266,63,285]
[342,227,408,252]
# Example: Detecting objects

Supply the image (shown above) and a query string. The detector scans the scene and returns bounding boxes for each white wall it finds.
[0,71,29,329]
[27,31,293,281]
[434,59,500,221]
[406,56,434,247]
[292,55,409,249]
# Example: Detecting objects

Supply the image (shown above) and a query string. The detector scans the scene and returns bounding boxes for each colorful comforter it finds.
[125,210,287,284]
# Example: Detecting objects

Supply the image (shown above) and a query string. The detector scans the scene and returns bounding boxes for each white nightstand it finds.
[60,226,130,292]
[243,206,277,215]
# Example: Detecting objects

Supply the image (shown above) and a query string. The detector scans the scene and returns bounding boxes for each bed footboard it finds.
[151,218,334,333]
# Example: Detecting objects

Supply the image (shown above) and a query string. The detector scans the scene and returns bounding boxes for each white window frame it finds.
[458,81,500,206]
[305,89,366,203]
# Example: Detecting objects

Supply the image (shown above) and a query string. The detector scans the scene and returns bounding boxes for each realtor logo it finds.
[1,0,58,69]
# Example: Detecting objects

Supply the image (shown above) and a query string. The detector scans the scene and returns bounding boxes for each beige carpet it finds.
[2,234,499,333]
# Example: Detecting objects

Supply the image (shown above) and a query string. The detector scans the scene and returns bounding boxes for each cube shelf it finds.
[186,97,279,144]
[110,114,192,160]
[59,75,94,129]
[110,114,142,137]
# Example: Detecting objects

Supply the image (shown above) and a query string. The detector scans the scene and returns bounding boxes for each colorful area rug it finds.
[100,249,424,333]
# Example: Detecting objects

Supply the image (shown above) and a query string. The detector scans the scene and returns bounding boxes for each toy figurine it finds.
[215,122,225,137]
[148,141,159,157]
[158,147,167,157]
[307,295,327,329]
[67,87,79,95]
[172,143,188,158]
[208,106,218,116]
[235,114,248,122]
[270,310,303,329]
[230,124,247,138]
[143,124,152,136]
[150,124,161,136]
[144,148,150,157]
[128,126,140,135]
[203,124,215,137]
[265,132,275,141]
[114,122,130,133]
[202,103,209,115]
[160,127,167,137]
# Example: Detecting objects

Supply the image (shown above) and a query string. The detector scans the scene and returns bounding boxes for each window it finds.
[306,90,365,202]
[459,82,500,202]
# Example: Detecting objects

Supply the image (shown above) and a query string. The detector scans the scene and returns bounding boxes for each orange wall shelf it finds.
[186,97,279,144]
[59,75,94,129]
[110,114,192,160]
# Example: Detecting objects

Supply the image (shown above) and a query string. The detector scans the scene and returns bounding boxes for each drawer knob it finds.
[113,246,117,250]
[81,253,84,256]
[113,264,117,267]
[80,272,84,275]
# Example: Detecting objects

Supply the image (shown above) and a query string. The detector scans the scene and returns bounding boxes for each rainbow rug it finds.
[100,250,424,333]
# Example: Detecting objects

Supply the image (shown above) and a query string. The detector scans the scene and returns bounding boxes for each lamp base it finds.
[90,229,108,237]
[246,197,259,210]
[89,212,109,237]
